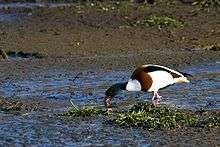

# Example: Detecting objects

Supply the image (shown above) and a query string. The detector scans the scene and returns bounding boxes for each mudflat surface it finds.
[0,1,220,72]
[0,1,219,146]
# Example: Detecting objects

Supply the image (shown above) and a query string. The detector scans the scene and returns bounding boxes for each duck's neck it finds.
[116,82,128,90]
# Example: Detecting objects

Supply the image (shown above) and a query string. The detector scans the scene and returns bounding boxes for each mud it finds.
[0,98,39,111]
[0,1,219,146]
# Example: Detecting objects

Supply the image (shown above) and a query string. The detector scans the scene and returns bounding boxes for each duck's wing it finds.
[141,64,189,78]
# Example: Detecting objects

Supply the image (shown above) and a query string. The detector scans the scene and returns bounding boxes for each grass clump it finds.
[115,111,180,129]
[128,16,185,28]
[60,102,219,130]
[114,102,198,129]
[114,102,220,129]
[61,106,105,117]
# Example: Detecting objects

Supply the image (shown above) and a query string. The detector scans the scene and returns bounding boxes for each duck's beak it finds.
[104,96,111,111]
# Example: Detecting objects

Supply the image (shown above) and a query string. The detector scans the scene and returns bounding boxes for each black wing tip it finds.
[180,72,193,77]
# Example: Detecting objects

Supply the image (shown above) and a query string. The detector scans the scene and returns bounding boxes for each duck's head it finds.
[104,82,127,111]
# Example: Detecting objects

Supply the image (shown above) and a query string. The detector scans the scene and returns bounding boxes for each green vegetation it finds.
[61,102,219,130]
[60,106,105,117]
[113,102,198,130]
[127,16,185,28]
[113,102,220,129]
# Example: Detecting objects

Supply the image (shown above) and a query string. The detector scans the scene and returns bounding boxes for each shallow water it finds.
[0,62,219,146]
[0,62,219,109]
[0,2,73,9]
[0,13,23,22]
[0,69,128,106]
[0,113,151,146]
[0,2,73,22]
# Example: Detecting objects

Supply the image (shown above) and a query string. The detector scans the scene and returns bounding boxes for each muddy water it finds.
[0,62,219,146]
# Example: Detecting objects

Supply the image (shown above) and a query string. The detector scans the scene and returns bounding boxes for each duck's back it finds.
[141,64,184,78]
[128,64,186,92]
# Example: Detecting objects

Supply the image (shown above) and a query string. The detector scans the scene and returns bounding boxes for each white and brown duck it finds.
[104,64,191,111]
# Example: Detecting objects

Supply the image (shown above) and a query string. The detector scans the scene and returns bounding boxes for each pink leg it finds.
[152,91,162,106]
[156,92,162,100]
[105,96,111,111]
[152,91,162,100]
[152,92,156,101]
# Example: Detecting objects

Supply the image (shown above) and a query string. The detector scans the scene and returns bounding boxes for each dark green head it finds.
[104,82,127,111]
[105,82,127,98]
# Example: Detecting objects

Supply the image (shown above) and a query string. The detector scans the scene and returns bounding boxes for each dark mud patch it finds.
[6,51,44,59]
[184,44,220,51]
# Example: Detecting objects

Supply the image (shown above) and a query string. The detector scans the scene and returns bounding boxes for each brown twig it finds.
[72,72,82,83]
[0,49,8,60]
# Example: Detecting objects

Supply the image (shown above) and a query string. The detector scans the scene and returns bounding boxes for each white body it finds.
[126,64,189,92]
[147,70,174,92]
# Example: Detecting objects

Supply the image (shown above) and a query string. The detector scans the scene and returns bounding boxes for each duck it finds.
[104,64,191,111]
